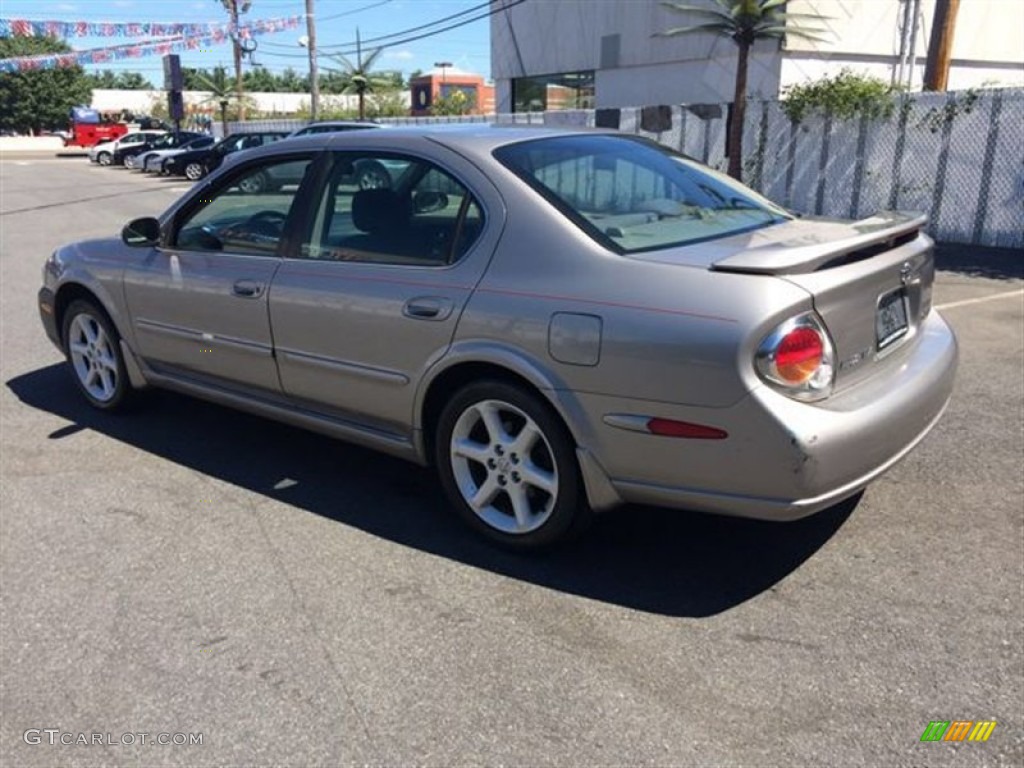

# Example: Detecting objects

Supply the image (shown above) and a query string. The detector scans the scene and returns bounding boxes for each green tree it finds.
[243,66,279,92]
[431,89,475,116]
[0,36,93,134]
[782,69,899,123]
[276,67,307,92]
[87,70,152,89]
[194,66,240,135]
[658,0,827,180]
[365,89,409,118]
[322,30,392,120]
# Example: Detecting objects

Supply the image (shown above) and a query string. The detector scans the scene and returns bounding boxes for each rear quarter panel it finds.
[454,164,813,410]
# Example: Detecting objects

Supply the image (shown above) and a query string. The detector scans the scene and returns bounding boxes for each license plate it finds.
[876,288,909,349]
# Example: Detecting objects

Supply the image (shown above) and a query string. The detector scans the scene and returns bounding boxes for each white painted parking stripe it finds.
[935,289,1024,311]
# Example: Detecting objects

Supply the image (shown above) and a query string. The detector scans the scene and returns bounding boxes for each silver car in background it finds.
[38,126,957,549]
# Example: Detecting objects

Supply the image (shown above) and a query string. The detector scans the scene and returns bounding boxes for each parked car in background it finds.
[121,131,203,169]
[37,126,957,549]
[285,120,381,138]
[140,136,216,174]
[230,122,399,193]
[88,130,166,166]
[163,131,288,181]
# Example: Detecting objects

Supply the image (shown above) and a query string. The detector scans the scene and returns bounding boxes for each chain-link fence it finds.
[743,88,1024,249]
[226,87,1023,248]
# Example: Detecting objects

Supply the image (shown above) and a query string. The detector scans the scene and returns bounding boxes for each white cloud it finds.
[56,3,78,10]
[384,50,416,61]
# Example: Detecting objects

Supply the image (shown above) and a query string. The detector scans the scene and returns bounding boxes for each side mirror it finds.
[122,217,161,247]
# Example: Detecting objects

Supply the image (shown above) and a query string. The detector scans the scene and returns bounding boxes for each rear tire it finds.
[184,162,205,181]
[356,161,390,190]
[61,299,134,411]
[434,380,590,550]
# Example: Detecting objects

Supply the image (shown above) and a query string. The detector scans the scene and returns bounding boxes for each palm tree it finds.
[658,0,827,180]
[195,67,238,137]
[322,30,393,120]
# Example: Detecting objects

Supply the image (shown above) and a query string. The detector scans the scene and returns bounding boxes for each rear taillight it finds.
[756,313,835,400]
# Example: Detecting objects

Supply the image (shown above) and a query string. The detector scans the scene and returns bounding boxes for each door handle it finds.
[403,297,453,321]
[232,279,264,298]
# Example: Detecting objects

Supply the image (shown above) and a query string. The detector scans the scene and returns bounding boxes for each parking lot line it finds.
[935,288,1024,311]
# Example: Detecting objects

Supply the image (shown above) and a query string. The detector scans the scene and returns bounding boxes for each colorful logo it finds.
[920,720,996,742]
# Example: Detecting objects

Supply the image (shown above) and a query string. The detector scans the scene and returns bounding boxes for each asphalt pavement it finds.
[1,156,1021,767]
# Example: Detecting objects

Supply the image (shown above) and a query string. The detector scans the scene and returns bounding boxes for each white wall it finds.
[88,89,409,115]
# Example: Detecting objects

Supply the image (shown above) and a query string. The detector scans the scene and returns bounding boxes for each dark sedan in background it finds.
[163,131,289,181]
[118,131,204,168]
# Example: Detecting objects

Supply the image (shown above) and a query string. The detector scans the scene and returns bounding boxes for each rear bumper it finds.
[583,311,958,520]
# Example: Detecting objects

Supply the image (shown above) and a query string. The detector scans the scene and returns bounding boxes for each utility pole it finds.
[923,0,960,91]
[305,0,319,120]
[221,0,249,120]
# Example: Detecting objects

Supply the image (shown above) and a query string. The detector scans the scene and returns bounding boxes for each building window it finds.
[512,71,595,112]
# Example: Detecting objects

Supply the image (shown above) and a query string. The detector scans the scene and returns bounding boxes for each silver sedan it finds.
[37,126,957,549]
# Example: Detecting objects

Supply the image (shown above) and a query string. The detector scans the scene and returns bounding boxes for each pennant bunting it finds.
[0,16,301,73]
[0,15,301,40]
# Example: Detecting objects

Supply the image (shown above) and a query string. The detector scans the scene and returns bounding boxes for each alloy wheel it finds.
[449,399,559,535]
[67,313,119,403]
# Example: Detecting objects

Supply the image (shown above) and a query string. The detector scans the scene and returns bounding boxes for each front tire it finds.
[238,171,267,194]
[435,380,589,549]
[61,300,134,411]
[96,152,112,167]
[184,162,205,181]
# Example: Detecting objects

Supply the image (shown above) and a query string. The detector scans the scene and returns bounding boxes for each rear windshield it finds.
[494,134,789,253]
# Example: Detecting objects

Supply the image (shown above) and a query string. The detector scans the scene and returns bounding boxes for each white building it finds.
[489,0,1024,111]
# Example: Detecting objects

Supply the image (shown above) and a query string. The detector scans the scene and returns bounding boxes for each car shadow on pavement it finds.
[8,364,856,618]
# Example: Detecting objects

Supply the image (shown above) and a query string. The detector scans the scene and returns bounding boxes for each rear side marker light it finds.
[647,418,728,439]
[602,414,728,439]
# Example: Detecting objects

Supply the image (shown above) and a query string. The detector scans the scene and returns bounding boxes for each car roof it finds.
[247,124,617,163]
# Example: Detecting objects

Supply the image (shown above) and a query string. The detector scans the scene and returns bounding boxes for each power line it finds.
[318,0,491,49]
[318,0,395,24]
[259,0,526,59]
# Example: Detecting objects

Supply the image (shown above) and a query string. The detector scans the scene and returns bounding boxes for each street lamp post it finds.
[434,61,453,85]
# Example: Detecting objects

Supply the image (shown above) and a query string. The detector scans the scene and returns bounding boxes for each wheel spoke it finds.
[98,352,117,372]
[98,368,114,395]
[521,462,556,495]
[452,438,490,465]
[85,369,99,389]
[510,421,541,456]
[80,319,98,345]
[476,402,508,444]
[69,341,88,357]
[469,475,500,512]
[508,485,533,530]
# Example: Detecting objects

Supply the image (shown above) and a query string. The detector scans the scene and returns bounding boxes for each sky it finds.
[0,0,493,80]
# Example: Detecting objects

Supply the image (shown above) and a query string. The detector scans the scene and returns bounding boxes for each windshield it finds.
[494,135,790,253]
